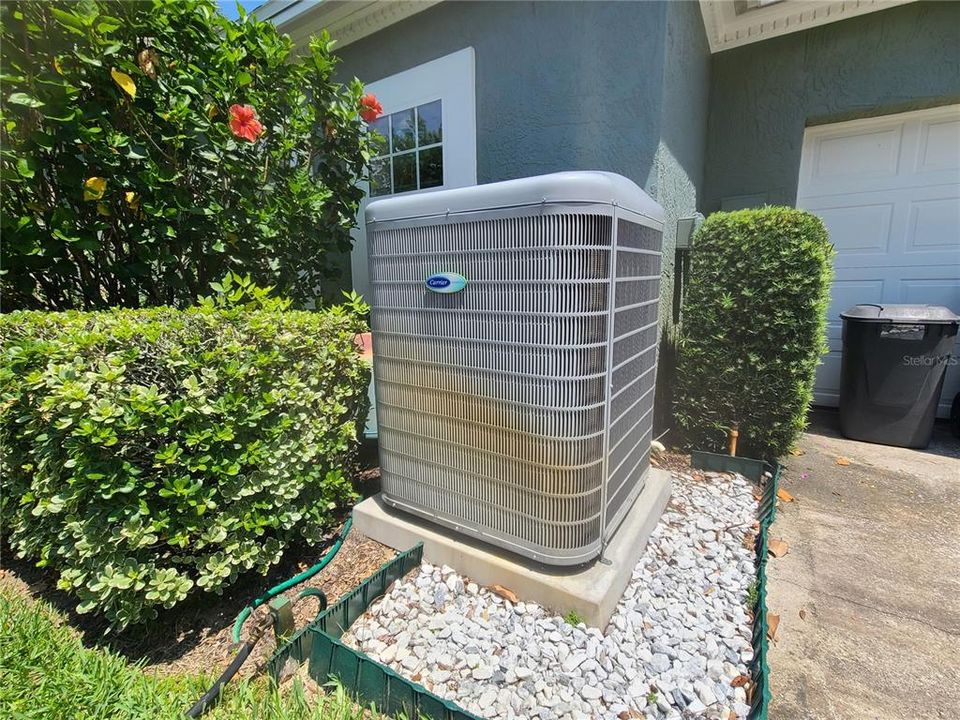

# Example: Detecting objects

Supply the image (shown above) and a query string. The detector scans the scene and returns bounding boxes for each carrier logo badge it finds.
[425,272,467,294]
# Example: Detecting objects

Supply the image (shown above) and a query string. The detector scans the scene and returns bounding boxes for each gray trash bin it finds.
[839,304,959,448]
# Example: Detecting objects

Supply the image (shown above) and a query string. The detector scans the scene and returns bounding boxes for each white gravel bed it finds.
[342,470,757,720]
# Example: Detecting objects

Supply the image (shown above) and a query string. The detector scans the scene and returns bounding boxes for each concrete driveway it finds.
[767,410,960,720]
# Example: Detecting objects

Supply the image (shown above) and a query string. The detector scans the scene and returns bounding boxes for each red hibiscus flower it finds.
[228,104,264,142]
[359,93,383,123]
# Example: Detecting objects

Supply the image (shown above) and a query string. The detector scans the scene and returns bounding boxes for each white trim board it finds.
[261,1,917,56]
[257,0,442,50]
[699,0,916,54]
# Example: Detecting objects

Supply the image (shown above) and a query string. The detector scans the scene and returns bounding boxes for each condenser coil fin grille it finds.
[604,219,661,535]
[366,172,663,565]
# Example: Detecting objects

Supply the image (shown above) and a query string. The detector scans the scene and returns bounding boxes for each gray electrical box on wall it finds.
[675,214,704,249]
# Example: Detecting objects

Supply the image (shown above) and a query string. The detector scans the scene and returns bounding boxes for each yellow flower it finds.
[124,191,140,210]
[111,67,137,99]
[83,177,107,201]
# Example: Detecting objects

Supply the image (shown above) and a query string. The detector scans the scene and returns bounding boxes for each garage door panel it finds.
[801,106,960,198]
[825,277,885,350]
[827,277,885,321]
[898,277,960,306]
[916,117,960,174]
[798,105,960,419]
[805,186,959,267]
[812,127,902,181]
[906,193,960,253]
[813,354,843,407]
[814,202,894,254]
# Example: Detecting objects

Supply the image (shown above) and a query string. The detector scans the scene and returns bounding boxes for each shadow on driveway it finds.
[767,409,960,719]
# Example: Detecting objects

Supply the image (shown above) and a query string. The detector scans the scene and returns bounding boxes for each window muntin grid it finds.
[369,100,443,197]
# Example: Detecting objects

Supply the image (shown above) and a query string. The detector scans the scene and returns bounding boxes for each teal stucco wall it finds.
[650,0,711,322]
[702,1,960,212]
[336,1,669,193]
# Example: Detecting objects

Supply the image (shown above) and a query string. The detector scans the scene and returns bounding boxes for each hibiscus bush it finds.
[0,0,381,310]
[0,275,371,627]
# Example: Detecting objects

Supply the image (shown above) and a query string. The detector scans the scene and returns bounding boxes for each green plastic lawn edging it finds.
[267,543,483,720]
[691,450,780,720]
[690,450,768,483]
[750,461,780,720]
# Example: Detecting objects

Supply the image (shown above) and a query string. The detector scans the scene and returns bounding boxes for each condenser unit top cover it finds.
[366,171,664,566]
[365,171,664,225]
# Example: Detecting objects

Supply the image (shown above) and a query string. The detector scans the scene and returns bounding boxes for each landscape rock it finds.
[342,470,757,719]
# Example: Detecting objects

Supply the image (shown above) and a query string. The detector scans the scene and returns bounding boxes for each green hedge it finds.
[674,207,834,459]
[0,281,370,627]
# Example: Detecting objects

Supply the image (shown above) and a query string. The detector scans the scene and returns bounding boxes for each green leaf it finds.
[16,158,35,178]
[74,51,102,67]
[7,92,44,108]
[50,7,87,33]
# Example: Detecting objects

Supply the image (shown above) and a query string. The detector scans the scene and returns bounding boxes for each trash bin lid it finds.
[841,304,960,324]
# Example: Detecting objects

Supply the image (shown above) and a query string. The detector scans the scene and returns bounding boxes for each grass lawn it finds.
[0,587,373,720]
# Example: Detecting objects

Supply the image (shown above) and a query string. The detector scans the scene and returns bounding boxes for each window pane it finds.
[418,146,443,189]
[393,152,416,193]
[369,115,390,155]
[391,108,416,152]
[417,100,442,146]
[370,157,391,197]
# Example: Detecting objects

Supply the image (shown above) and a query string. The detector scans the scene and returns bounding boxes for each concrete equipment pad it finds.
[353,468,672,629]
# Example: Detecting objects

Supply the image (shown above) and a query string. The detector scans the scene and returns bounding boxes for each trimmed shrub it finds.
[0,277,370,627]
[674,207,833,459]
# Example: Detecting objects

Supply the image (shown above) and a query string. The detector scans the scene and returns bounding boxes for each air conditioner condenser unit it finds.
[366,172,664,566]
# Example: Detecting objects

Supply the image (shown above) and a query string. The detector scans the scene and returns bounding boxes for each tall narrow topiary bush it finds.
[674,207,834,458]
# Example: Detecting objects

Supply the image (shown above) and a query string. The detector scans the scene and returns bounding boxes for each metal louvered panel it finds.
[366,173,663,565]
[604,220,662,539]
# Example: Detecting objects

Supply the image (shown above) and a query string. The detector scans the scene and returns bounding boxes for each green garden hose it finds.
[231,516,352,644]
[185,516,354,716]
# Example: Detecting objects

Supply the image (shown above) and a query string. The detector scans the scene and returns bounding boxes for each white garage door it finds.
[797,105,960,417]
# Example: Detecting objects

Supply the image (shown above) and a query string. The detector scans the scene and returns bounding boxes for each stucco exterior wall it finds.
[335,1,668,193]
[649,0,711,324]
[702,1,960,212]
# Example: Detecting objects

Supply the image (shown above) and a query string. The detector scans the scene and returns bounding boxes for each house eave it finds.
[699,0,917,54]
[256,0,442,50]
[257,0,919,56]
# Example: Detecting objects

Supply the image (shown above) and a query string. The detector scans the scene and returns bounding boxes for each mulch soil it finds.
[651,448,692,474]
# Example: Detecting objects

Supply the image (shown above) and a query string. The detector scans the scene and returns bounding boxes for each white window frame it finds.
[350,47,477,298]
[367,100,445,197]
[364,47,477,195]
